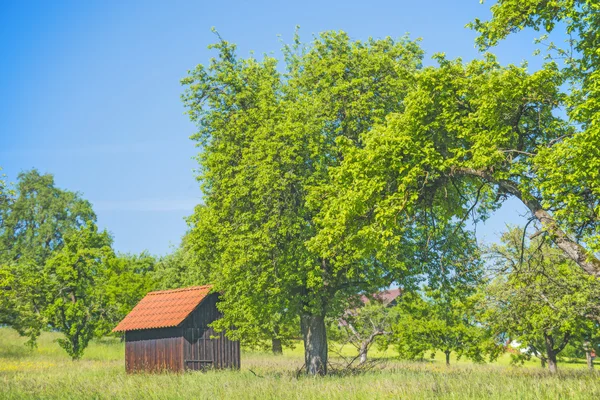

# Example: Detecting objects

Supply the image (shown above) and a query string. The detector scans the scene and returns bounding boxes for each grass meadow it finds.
[1,328,599,399]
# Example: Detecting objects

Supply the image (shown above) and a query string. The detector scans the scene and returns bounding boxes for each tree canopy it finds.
[0,170,97,342]
[0,170,156,358]
[43,222,115,360]
[182,31,481,374]
[0,169,96,266]
[470,0,600,271]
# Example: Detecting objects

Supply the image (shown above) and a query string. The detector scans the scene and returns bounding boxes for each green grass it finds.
[1,328,599,399]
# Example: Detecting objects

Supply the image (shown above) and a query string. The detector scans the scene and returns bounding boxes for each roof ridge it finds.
[147,284,213,296]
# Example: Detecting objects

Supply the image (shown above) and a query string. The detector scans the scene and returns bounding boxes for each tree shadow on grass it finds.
[0,343,32,359]
[559,357,588,365]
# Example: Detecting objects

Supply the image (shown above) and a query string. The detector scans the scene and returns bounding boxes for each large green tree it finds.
[0,170,96,340]
[182,31,479,374]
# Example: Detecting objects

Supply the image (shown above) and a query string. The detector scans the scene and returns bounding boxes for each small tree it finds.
[331,291,400,365]
[393,287,499,366]
[483,226,600,373]
[43,222,114,360]
[0,170,96,345]
[581,323,600,371]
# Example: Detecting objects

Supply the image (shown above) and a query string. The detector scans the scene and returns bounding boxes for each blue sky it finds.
[1,1,547,255]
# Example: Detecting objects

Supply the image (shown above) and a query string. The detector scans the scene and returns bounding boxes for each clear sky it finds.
[1,1,547,255]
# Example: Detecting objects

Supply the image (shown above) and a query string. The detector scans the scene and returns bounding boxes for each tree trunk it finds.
[453,167,600,277]
[544,334,558,374]
[445,350,451,366]
[547,353,558,374]
[272,338,283,355]
[583,341,594,371]
[359,342,368,365]
[301,314,327,376]
[530,207,600,277]
[586,350,594,371]
[540,358,546,369]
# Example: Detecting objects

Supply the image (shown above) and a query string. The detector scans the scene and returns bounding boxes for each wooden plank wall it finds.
[125,328,183,373]
[182,293,241,370]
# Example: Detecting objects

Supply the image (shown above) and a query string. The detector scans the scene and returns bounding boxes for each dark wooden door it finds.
[183,327,214,371]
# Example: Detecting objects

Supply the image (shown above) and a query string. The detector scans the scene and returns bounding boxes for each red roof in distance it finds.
[112,285,213,332]
[360,288,402,306]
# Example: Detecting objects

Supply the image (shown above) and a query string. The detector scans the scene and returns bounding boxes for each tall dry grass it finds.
[1,328,598,399]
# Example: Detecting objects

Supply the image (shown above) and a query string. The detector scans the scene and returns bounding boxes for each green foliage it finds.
[0,170,97,343]
[0,259,48,346]
[470,0,600,263]
[388,237,500,364]
[0,167,13,221]
[43,222,114,360]
[312,44,600,277]
[0,170,154,358]
[393,286,500,364]
[153,232,209,290]
[306,1,600,282]
[0,169,96,265]
[471,0,599,83]
[102,252,157,333]
[482,226,600,369]
[182,31,431,363]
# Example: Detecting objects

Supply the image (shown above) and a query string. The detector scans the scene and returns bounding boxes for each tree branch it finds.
[450,167,600,277]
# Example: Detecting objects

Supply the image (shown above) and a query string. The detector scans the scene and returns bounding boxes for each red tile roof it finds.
[112,285,213,332]
[359,288,402,306]
[373,288,402,306]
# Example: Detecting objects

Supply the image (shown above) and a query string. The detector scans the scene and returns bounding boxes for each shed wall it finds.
[125,328,184,373]
[182,293,241,370]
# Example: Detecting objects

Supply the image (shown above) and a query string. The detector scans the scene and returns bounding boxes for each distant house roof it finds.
[112,285,213,332]
[360,288,402,306]
[339,288,403,327]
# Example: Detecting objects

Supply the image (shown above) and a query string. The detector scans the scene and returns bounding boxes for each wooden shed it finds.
[112,285,240,373]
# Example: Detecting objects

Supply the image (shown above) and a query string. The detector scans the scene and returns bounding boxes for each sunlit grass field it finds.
[1,328,599,399]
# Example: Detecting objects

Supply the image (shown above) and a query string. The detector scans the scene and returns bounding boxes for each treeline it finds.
[0,169,199,359]
[330,226,600,373]
[1,168,598,373]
